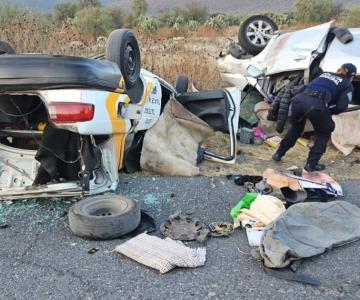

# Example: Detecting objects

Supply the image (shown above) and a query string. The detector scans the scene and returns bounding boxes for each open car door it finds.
[176,87,241,164]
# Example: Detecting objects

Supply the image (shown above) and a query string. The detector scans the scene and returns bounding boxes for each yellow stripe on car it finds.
[106,92,130,170]
[140,82,154,106]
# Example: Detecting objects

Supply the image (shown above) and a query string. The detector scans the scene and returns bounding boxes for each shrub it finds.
[132,0,147,18]
[181,1,208,23]
[78,0,101,9]
[342,6,360,27]
[0,3,28,26]
[157,8,182,27]
[220,14,246,26]
[54,2,79,24]
[107,5,124,28]
[294,0,343,24]
[204,14,229,30]
[266,13,296,27]
[136,15,159,32]
[73,7,114,39]
[0,3,51,27]
[123,13,136,28]
[187,20,200,30]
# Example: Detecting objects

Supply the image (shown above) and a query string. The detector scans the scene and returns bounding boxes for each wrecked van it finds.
[0,29,240,200]
[218,21,360,109]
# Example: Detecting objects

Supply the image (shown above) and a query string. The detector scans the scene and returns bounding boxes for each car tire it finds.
[0,41,16,54]
[238,15,278,56]
[175,75,189,93]
[106,29,141,88]
[68,195,141,240]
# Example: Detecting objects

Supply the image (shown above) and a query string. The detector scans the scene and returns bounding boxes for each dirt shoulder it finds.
[200,132,360,180]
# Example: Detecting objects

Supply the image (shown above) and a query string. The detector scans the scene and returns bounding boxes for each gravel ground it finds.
[1,175,360,300]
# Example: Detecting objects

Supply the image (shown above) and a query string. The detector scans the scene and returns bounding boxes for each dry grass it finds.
[135,26,238,88]
[0,19,230,89]
[138,35,222,89]
[0,16,105,56]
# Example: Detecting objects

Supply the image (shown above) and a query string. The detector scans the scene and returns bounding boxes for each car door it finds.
[176,87,241,164]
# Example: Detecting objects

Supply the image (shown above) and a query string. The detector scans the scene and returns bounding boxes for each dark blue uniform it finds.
[277,72,353,167]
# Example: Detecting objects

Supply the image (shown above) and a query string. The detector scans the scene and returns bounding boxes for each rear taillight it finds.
[48,102,95,123]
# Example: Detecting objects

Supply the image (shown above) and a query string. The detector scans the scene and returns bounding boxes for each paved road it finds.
[1,175,360,300]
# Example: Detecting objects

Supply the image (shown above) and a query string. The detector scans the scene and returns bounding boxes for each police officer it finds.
[272,63,357,172]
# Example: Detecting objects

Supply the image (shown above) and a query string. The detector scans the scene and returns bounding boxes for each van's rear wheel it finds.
[106,29,141,89]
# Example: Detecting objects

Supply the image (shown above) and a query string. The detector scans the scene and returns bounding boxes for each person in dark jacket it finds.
[272,63,357,172]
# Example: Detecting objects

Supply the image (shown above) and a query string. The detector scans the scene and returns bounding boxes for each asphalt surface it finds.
[1,175,360,300]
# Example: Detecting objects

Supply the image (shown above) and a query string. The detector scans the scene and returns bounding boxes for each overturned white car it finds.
[219,21,359,99]
[0,29,240,200]
[218,21,360,153]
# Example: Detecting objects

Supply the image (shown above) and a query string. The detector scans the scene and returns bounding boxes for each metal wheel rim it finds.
[124,44,137,81]
[246,20,274,47]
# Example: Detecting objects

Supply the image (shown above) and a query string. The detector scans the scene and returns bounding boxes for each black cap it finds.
[341,63,357,76]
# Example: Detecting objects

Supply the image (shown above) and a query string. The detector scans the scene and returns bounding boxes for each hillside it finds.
[7,0,359,14]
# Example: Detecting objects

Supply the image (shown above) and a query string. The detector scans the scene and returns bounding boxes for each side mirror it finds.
[247,65,264,78]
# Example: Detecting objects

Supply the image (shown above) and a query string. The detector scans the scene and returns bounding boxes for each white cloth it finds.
[237,195,286,226]
[115,232,206,274]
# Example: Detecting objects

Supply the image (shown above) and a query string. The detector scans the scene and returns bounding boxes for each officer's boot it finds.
[304,162,326,172]
[272,150,284,162]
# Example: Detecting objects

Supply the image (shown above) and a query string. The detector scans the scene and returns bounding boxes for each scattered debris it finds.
[260,201,360,268]
[209,222,234,237]
[239,127,254,144]
[68,195,141,240]
[264,136,282,148]
[296,138,310,147]
[263,168,343,204]
[245,181,273,194]
[233,175,263,186]
[245,226,265,247]
[250,249,263,261]
[0,223,9,229]
[115,232,206,274]
[88,248,99,254]
[236,195,286,226]
[350,158,360,167]
[264,267,321,286]
[160,212,210,243]
[230,193,257,220]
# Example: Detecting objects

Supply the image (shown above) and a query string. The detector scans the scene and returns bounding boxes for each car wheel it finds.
[106,29,141,89]
[0,41,16,54]
[175,75,189,93]
[238,15,278,56]
[68,195,141,240]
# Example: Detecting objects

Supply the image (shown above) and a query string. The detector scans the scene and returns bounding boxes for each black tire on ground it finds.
[0,41,16,55]
[175,75,189,93]
[238,15,278,56]
[68,195,141,240]
[106,29,141,88]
